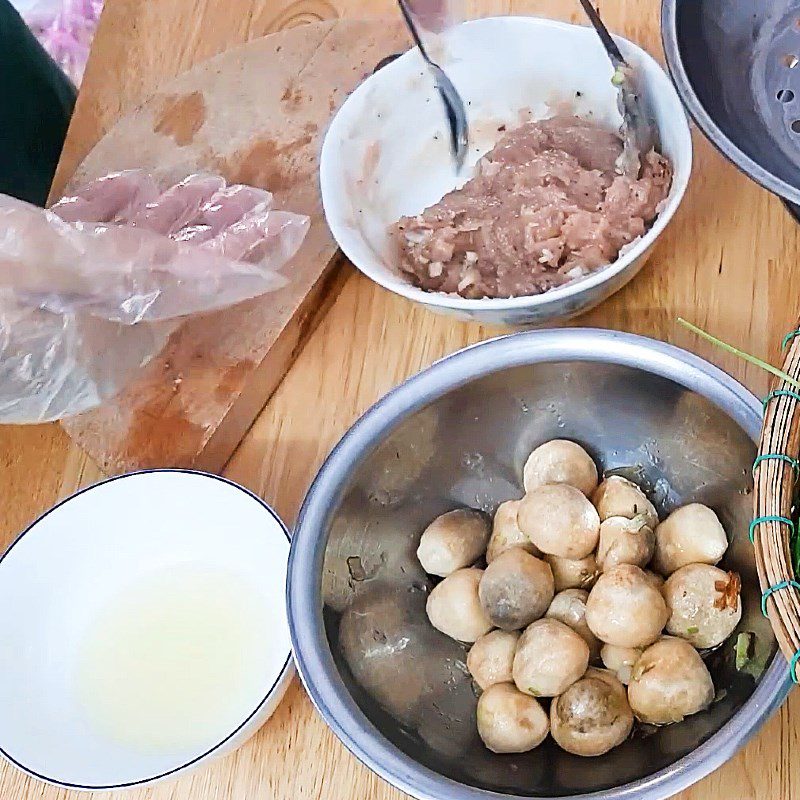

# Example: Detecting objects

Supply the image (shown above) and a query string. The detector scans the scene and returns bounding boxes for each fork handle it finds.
[578,0,626,66]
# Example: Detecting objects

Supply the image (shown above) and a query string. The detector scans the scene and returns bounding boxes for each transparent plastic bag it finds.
[0,171,310,423]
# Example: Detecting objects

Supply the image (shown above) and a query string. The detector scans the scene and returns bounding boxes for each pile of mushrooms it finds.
[418,439,742,757]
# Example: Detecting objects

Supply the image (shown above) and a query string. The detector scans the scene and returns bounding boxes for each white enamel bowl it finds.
[320,16,692,326]
[0,470,293,790]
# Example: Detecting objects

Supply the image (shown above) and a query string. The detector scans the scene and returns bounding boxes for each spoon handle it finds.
[396,0,468,170]
[397,0,432,63]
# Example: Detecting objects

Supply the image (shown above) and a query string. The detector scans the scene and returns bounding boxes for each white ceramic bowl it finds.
[0,470,293,790]
[320,16,692,326]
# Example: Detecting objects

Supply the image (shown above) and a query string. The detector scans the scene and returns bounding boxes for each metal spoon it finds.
[397,0,469,170]
[578,0,659,177]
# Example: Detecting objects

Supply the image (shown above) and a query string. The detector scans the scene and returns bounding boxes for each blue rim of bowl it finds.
[661,0,800,207]
[288,328,792,800]
[0,468,294,791]
[319,15,693,314]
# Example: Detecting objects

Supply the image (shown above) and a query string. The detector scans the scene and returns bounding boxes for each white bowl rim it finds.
[0,468,294,791]
[319,15,693,312]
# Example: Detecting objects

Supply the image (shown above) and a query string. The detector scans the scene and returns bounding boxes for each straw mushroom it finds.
[479,548,555,631]
[417,509,490,577]
[467,630,520,690]
[585,564,668,648]
[627,637,714,724]
[550,668,634,757]
[546,589,601,661]
[523,439,598,496]
[518,484,600,559]
[487,499,540,562]
[652,504,728,575]
[426,568,492,642]
[545,553,599,591]
[643,570,664,591]
[513,618,590,697]
[600,644,642,685]
[663,564,742,649]
[476,683,550,753]
[592,476,658,529]
[596,515,655,572]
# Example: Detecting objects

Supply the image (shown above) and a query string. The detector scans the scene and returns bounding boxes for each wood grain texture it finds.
[2,0,800,798]
[60,19,407,473]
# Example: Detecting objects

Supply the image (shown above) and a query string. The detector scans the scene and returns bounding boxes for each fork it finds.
[578,0,659,177]
[397,0,469,171]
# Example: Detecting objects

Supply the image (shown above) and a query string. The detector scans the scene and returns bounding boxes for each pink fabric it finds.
[24,0,104,85]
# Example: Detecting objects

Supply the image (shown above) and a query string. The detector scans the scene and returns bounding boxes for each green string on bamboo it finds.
[678,318,800,573]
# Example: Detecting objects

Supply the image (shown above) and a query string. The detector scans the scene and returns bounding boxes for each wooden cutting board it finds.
[62,19,408,474]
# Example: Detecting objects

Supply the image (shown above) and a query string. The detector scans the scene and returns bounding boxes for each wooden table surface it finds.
[2,0,800,798]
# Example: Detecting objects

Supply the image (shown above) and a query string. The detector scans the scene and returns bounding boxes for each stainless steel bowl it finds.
[662,0,800,212]
[288,329,790,800]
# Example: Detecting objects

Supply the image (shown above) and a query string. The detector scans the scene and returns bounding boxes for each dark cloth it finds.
[0,0,76,205]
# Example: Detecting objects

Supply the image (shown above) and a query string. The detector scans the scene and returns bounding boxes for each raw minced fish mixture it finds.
[391,115,673,299]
